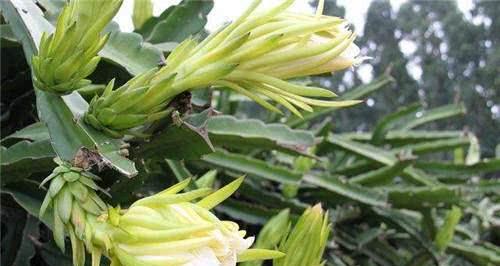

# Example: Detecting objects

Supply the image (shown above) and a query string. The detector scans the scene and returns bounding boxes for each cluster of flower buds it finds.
[84,0,365,137]
[39,158,108,266]
[83,74,176,137]
[40,167,283,266]
[32,0,122,94]
[273,204,331,266]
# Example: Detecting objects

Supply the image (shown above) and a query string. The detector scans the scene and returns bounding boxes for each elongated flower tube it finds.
[84,0,364,137]
[32,0,122,94]
[39,158,108,266]
[273,204,331,266]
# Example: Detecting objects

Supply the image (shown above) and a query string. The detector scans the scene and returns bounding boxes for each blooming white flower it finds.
[114,202,254,266]
[93,178,283,266]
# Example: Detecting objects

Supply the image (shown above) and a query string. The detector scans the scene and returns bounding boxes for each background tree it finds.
[311,0,499,156]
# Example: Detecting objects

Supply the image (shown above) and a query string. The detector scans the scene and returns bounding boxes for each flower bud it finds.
[39,158,108,266]
[32,0,122,94]
[273,204,331,266]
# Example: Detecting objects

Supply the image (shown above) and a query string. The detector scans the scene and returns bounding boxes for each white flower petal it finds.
[186,247,221,266]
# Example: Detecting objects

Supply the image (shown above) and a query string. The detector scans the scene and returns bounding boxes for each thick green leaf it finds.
[165,159,192,181]
[334,226,405,266]
[287,75,394,128]
[0,24,19,46]
[303,174,388,207]
[2,181,53,228]
[371,103,421,144]
[393,137,470,155]
[137,0,213,44]
[387,186,463,209]
[165,159,198,191]
[37,92,96,161]
[1,139,55,184]
[398,104,466,130]
[135,114,214,161]
[1,122,49,145]
[207,115,315,155]
[101,22,162,75]
[332,160,379,177]
[402,167,440,186]
[349,155,414,186]
[415,159,500,175]
[327,134,398,165]
[448,241,500,265]
[326,134,439,186]
[373,207,440,262]
[203,149,301,184]
[341,130,464,145]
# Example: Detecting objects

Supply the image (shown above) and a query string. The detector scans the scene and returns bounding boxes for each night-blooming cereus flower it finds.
[84,0,366,137]
[99,177,284,266]
[32,0,122,94]
[273,204,331,266]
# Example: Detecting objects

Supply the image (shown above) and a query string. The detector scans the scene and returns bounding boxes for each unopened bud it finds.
[273,204,331,266]
[32,0,122,94]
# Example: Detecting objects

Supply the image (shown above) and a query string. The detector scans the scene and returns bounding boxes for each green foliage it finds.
[136,0,213,44]
[1,0,499,266]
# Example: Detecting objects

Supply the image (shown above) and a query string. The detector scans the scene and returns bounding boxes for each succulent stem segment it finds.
[84,0,366,137]
[40,165,283,266]
[32,0,122,94]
